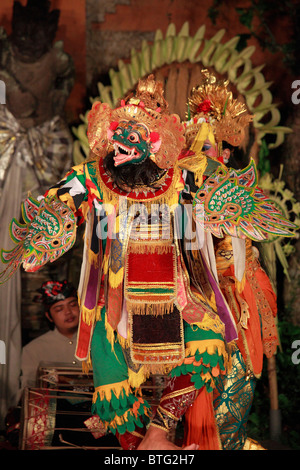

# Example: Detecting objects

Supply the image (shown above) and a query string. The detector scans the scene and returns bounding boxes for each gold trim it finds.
[185,338,227,357]
[133,342,183,349]
[93,379,132,403]
[129,307,185,366]
[156,406,178,422]
[95,160,182,210]
[150,422,169,433]
[127,281,175,285]
[160,386,197,403]
[132,350,182,357]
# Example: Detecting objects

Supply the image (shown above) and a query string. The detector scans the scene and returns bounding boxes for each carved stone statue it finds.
[0,0,75,429]
[0,0,75,195]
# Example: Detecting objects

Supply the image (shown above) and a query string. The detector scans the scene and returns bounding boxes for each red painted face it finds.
[202,139,230,164]
[202,139,218,158]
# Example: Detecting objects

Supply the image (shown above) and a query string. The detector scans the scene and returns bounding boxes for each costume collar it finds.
[96,159,182,208]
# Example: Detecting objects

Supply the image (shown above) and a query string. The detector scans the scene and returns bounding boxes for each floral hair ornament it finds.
[87,75,185,169]
[34,280,77,307]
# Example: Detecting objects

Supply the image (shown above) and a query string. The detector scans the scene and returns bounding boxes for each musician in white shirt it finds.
[20,280,80,389]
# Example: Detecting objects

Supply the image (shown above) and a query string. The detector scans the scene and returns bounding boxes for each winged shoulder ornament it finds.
[192,160,298,241]
[0,195,76,284]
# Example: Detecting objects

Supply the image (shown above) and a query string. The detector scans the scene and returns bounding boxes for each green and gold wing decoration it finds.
[192,160,298,242]
[0,195,77,284]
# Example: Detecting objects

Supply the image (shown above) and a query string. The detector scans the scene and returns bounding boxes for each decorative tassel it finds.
[127,241,173,255]
[88,248,100,268]
[102,253,109,275]
[236,272,246,293]
[126,300,174,316]
[105,317,117,350]
[185,338,227,359]
[108,266,124,288]
[93,379,132,403]
[116,332,130,349]
[142,363,174,377]
[128,366,150,390]
[78,297,97,326]
[82,353,92,374]
[96,305,103,321]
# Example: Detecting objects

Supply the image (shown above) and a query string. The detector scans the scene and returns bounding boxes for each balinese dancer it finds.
[0,75,295,450]
[180,70,296,449]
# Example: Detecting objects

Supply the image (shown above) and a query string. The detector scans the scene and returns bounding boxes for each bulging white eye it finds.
[128,132,140,143]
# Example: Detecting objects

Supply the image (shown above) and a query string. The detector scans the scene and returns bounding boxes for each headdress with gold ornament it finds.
[184,70,253,149]
[87,74,185,169]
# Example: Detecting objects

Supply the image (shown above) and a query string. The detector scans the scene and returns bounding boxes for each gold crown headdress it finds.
[185,70,253,147]
[125,74,169,114]
[87,75,185,169]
